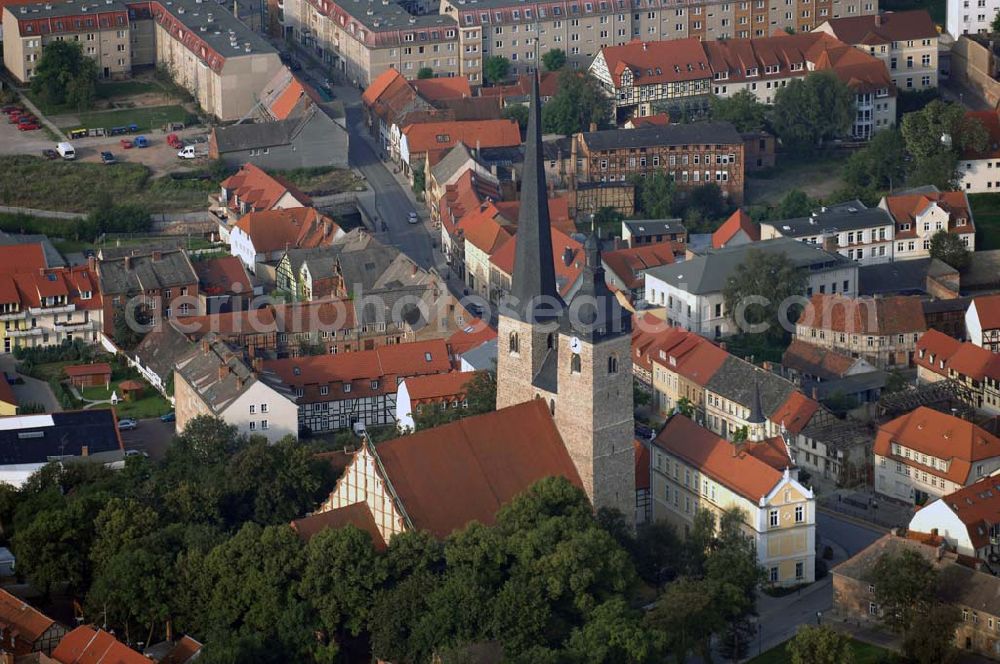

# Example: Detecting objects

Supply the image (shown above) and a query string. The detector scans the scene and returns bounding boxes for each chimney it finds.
[123,256,132,270]
[88,255,97,272]
[589,122,598,133]
[152,250,162,261]
[812,387,818,400]
[562,246,574,266]
[81,445,89,457]
[874,13,882,26]
[219,364,229,381]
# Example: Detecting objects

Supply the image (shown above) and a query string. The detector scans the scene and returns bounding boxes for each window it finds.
[249,405,255,414]
[261,404,268,413]
[249,421,256,431]
[261,420,268,430]
[320,386,329,396]
[769,509,779,527]
[769,567,779,582]
[795,561,804,579]
[343,383,352,393]
[571,353,581,373]
[869,602,878,616]
[795,505,804,523]
[608,354,618,374]
[371,380,380,390]
[509,332,519,354]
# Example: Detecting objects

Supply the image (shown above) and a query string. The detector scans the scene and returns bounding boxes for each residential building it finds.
[914,329,1000,415]
[488,225,584,304]
[760,199,895,265]
[399,119,520,180]
[53,626,149,664]
[97,249,199,335]
[621,219,687,247]
[271,299,412,355]
[602,243,677,302]
[874,406,1000,504]
[644,237,857,339]
[881,188,976,258]
[212,162,313,233]
[229,207,343,273]
[426,143,499,225]
[815,10,939,90]
[173,334,298,442]
[909,475,1000,561]
[291,502,387,549]
[437,168,504,268]
[588,39,712,121]
[781,338,877,382]
[0,588,65,656]
[833,532,1000,661]
[573,123,746,203]
[966,294,1000,351]
[650,414,817,586]
[857,256,961,297]
[0,264,103,353]
[958,110,1000,193]
[362,68,437,157]
[261,338,452,434]
[923,296,972,341]
[793,293,927,367]
[130,319,196,398]
[948,0,1000,37]
[0,410,124,488]
[192,255,255,314]
[395,370,477,430]
[646,326,729,416]
[712,209,759,249]
[453,202,513,299]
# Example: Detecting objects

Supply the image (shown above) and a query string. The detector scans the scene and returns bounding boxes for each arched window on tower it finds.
[571,353,581,374]
[547,333,555,349]
[608,354,619,374]
[509,332,519,354]
[550,399,555,415]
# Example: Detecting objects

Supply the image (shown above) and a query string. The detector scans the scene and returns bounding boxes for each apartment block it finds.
[881,188,976,258]
[760,199,895,265]
[947,0,998,37]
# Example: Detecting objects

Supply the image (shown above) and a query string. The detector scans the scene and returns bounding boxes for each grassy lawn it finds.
[277,166,365,196]
[62,104,191,133]
[969,193,1000,250]
[749,638,891,664]
[25,79,180,116]
[0,156,214,213]
[746,150,853,205]
[81,380,170,420]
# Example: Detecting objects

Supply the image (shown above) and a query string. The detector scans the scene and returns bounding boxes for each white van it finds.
[56,142,75,160]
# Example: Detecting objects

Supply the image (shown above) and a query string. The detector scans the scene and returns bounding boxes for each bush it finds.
[13,339,95,365]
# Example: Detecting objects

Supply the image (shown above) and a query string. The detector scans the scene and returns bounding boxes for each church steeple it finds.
[507,72,562,323]
[561,233,631,342]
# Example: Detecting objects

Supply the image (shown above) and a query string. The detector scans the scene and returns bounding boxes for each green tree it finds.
[542,49,567,71]
[871,548,938,633]
[993,9,1000,33]
[684,182,728,231]
[564,598,653,663]
[709,89,767,132]
[637,172,676,219]
[13,505,88,596]
[707,508,766,660]
[842,127,906,194]
[502,104,529,129]
[30,40,98,110]
[417,67,434,79]
[901,601,961,664]
[89,497,159,575]
[412,166,426,195]
[771,71,853,149]
[649,577,723,664]
[787,625,855,664]
[412,371,496,430]
[86,546,173,647]
[775,189,816,219]
[542,72,610,135]
[929,229,972,271]
[901,100,988,189]
[722,249,807,343]
[483,56,512,85]
[674,397,695,418]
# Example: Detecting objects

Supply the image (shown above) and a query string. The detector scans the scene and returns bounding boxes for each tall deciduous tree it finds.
[483,56,512,85]
[709,89,768,132]
[901,100,988,189]
[648,577,723,664]
[901,601,961,664]
[636,172,676,219]
[787,625,855,664]
[771,71,853,149]
[842,127,906,193]
[871,548,938,633]
[542,49,568,71]
[542,71,610,135]
[722,250,807,343]
[929,229,972,271]
[31,40,98,109]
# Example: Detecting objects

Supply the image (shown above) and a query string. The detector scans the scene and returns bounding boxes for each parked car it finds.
[177,145,207,159]
[18,123,40,131]
[41,149,58,160]
[100,151,117,164]
[134,136,149,148]
[166,133,184,149]
[407,211,419,224]
[120,138,133,149]
[56,142,75,159]
[118,418,138,431]
[124,449,148,458]
[160,411,175,423]
[17,116,36,125]
[1,105,21,114]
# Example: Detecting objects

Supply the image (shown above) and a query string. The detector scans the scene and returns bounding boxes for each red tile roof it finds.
[884,190,975,237]
[0,266,102,312]
[627,113,671,128]
[53,626,149,664]
[0,589,56,645]
[403,371,477,406]
[233,208,341,254]
[220,163,312,213]
[375,399,582,538]
[915,329,1000,383]
[712,209,760,248]
[797,294,926,336]
[0,244,47,275]
[362,68,404,106]
[936,477,1000,550]
[63,363,112,379]
[490,226,584,298]
[874,407,1000,485]
[410,77,472,101]
[493,196,574,236]
[272,300,357,335]
[600,38,712,87]
[193,255,253,297]
[971,294,1000,330]
[439,170,504,240]
[456,202,513,255]
[447,318,497,357]
[769,390,821,435]
[268,74,323,120]
[746,436,795,471]
[647,326,730,387]
[602,242,679,290]
[174,307,279,338]
[653,415,785,502]
[0,377,16,409]
[402,120,521,158]
[478,71,562,99]
[291,503,387,551]
[821,10,938,45]
[782,338,860,380]
[263,339,451,403]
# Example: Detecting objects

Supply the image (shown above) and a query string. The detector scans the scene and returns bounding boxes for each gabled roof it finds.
[233,207,342,254]
[98,249,197,296]
[769,390,821,435]
[884,189,975,237]
[260,67,324,121]
[53,626,148,664]
[712,209,760,248]
[212,110,329,153]
[874,407,1000,484]
[489,225,584,298]
[374,399,582,538]
[430,142,493,185]
[64,363,112,379]
[598,38,712,87]
[797,294,927,336]
[783,338,861,380]
[362,68,404,106]
[447,319,497,357]
[219,163,312,212]
[410,76,472,101]
[971,294,1000,330]
[647,325,730,386]
[603,243,678,290]
[652,415,786,502]
[581,122,743,151]
[456,202,513,255]
[291,503,387,551]
[0,243,47,275]
[706,357,798,420]
[402,119,521,156]
[174,335,264,415]
[821,10,938,45]
[915,329,1000,383]
[477,71,562,99]
[0,589,56,644]
[403,371,477,405]
[936,476,1000,550]
[493,196,575,236]
[193,255,254,297]
[626,113,672,128]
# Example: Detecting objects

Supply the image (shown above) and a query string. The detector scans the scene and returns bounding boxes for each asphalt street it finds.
[817,509,886,557]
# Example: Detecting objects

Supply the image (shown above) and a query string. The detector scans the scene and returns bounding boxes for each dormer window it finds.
[319,385,329,396]
[344,383,352,393]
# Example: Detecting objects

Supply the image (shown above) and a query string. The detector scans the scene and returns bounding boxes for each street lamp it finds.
[816,611,823,625]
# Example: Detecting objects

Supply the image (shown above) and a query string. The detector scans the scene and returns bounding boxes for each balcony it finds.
[0,310,26,322]
[6,328,43,338]
[28,303,76,316]
[53,319,98,332]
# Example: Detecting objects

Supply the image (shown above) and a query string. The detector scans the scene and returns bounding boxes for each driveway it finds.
[817,510,886,558]
[0,355,60,413]
[119,418,174,460]
[0,111,54,156]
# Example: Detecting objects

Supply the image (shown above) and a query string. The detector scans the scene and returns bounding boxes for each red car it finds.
[7,114,23,124]
[1,106,21,115]
[18,123,39,131]
[17,116,36,125]
[166,133,183,149]
[120,138,133,149]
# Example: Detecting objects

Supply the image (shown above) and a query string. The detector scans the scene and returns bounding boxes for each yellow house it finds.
[0,379,18,416]
[650,414,817,586]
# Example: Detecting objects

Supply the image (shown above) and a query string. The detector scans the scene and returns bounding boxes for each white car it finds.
[407,211,419,224]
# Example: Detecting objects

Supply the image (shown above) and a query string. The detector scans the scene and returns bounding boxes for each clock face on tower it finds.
[569,336,582,354]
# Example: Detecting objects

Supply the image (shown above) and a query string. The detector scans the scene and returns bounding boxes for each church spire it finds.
[507,72,561,323]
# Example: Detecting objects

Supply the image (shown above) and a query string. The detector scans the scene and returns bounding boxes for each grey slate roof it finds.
[645,237,850,296]
[857,257,958,296]
[705,357,796,418]
[213,112,314,153]
[622,219,687,237]
[768,200,893,238]
[338,245,401,294]
[133,323,196,384]
[431,143,486,184]
[98,249,197,296]
[461,338,497,371]
[332,0,457,32]
[0,409,121,465]
[175,334,275,415]
[581,122,743,151]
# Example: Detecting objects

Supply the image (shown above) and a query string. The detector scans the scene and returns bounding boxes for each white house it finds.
[881,189,976,260]
[759,200,896,265]
[909,474,1000,560]
[394,371,477,431]
[947,0,1000,37]
[229,208,343,274]
[966,294,1000,352]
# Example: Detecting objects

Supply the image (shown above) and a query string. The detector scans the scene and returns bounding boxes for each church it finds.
[296,74,637,544]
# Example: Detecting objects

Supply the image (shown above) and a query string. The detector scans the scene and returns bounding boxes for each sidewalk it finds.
[15,91,67,142]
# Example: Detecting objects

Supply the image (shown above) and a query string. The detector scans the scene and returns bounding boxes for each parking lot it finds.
[0,109,55,156]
